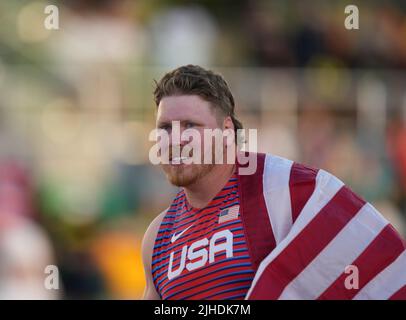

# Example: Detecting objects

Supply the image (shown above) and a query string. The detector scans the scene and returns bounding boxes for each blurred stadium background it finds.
[1,0,406,299]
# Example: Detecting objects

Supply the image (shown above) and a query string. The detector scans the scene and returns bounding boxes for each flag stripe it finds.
[354,250,406,300]
[244,153,406,300]
[289,163,318,223]
[246,169,346,299]
[237,152,276,271]
[263,155,294,245]
[319,223,405,300]
[279,203,387,299]
[389,285,406,300]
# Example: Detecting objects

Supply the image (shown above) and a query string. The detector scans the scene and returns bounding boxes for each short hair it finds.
[153,65,243,141]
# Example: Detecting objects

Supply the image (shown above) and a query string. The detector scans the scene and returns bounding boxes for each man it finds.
[142,65,406,300]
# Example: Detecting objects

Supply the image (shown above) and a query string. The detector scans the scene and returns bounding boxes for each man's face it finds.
[156,95,224,187]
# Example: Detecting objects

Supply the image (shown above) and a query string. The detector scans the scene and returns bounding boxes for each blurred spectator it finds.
[0,161,59,299]
[0,217,59,299]
[148,4,218,67]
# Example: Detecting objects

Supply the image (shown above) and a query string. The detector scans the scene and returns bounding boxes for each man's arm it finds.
[141,209,167,300]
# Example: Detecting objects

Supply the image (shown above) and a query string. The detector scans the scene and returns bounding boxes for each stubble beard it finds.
[161,137,227,187]
[162,163,215,187]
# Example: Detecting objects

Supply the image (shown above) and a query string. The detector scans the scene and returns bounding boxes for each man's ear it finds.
[222,116,235,147]
[223,116,234,130]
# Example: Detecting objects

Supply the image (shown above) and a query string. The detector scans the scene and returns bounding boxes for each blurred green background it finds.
[1,0,406,299]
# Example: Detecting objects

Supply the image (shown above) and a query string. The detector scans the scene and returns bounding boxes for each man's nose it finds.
[180,128,192,146]
[169,127,190,146]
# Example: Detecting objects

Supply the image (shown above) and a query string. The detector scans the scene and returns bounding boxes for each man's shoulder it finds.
[242,151,344,186]
[239,151,302,176]
[142,209,168,256]
[144,209,168,241]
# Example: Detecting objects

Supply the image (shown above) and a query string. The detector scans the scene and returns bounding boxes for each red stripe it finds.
[389,284,406,300]
[318,224,405,300]
[237,152,276,271]
[248,185,366,299]
[289,163,318,223]
[161,261,252,298]
[185,278,253,300]
[168,273,252,300]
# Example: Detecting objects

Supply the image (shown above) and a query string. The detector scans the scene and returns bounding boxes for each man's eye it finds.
[159,125,171,131]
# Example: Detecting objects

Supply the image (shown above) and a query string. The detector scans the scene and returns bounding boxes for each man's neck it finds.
[183,164,236,209]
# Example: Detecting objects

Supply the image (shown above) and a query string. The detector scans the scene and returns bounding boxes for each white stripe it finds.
[262,155,293,245]
[246,169,344,299]
[353,250,406,300]
[279,203,388,299]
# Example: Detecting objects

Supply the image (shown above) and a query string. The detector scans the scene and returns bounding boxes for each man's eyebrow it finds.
[157,119,202,126]
[156,120,171,127]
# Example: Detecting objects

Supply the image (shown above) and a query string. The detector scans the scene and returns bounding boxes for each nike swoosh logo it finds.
[171,224,194,243]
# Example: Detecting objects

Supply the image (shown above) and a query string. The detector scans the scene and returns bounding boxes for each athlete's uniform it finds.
[152,153,406,300]
[152,172,255,299]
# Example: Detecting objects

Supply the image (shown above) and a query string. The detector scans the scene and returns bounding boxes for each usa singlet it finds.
[151,172,255,300]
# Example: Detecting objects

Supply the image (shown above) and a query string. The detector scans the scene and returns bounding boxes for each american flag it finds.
[218,205,239,224]
[238,153,406,300]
